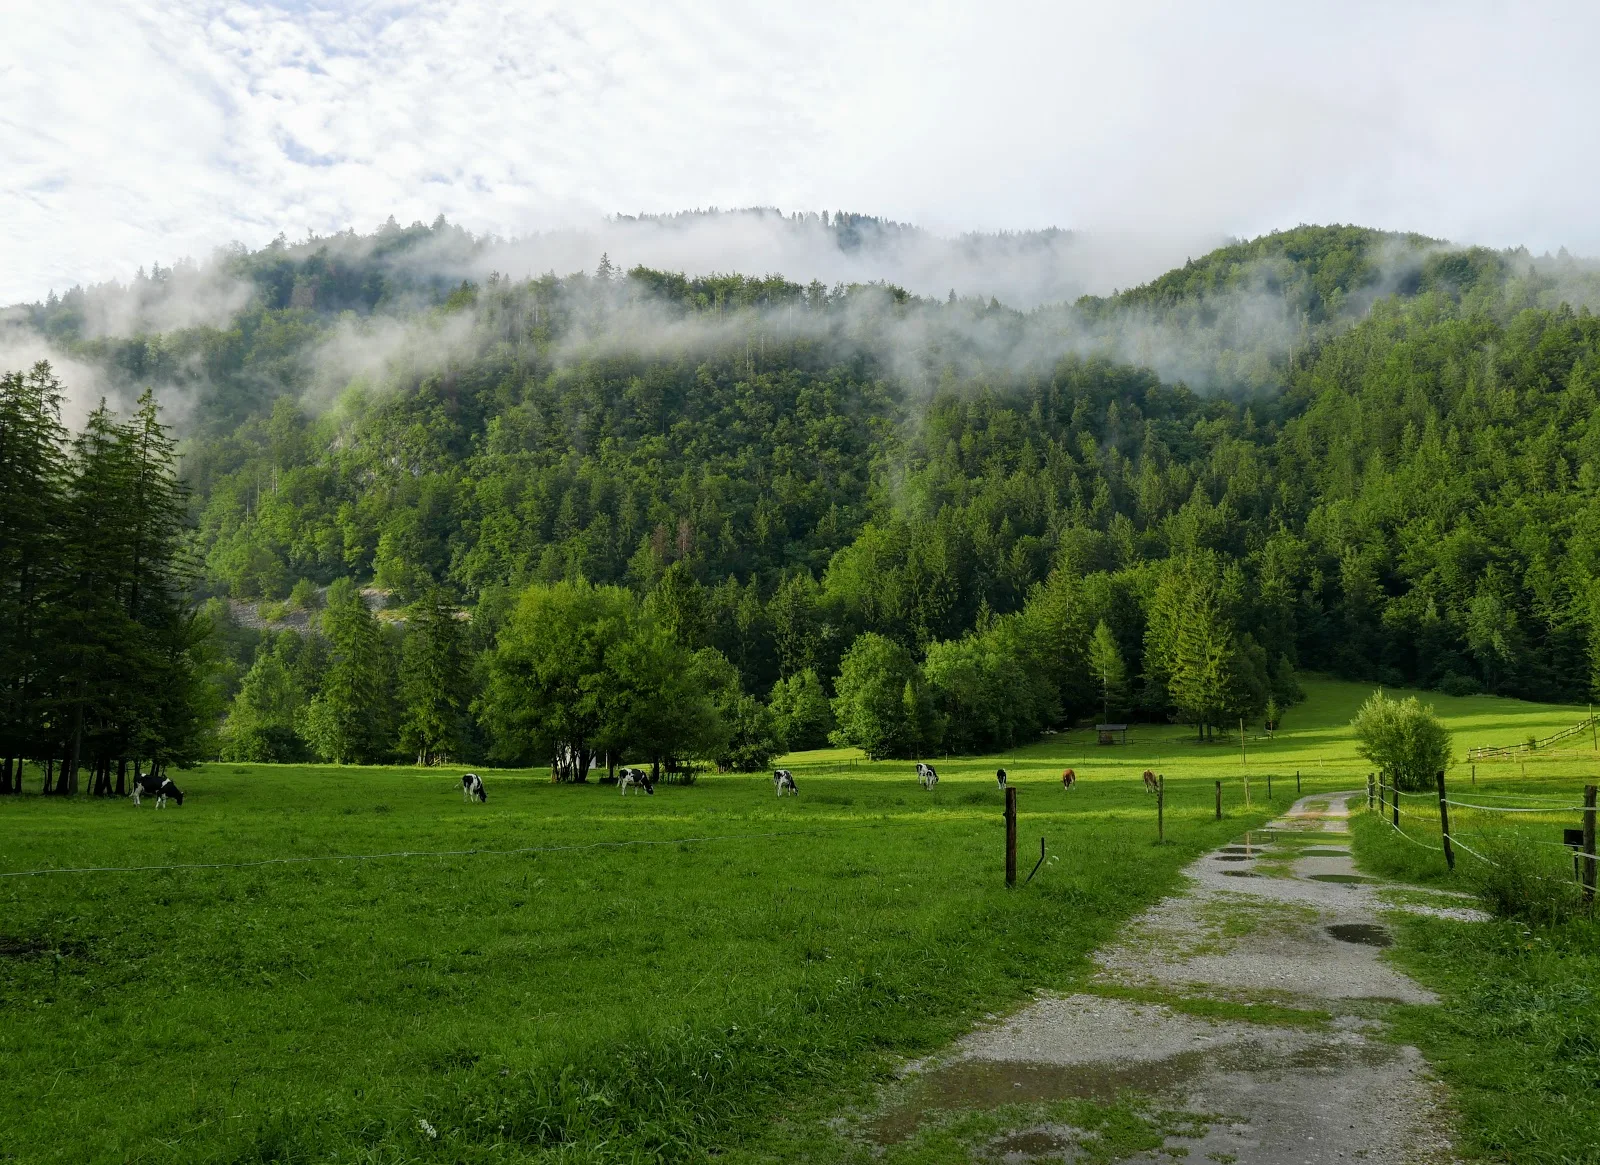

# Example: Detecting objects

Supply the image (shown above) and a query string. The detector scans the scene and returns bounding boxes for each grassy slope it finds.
[1,677,1592,1163]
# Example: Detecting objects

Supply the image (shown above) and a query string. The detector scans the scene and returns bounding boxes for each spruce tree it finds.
[0,364,68,792]
[399,588,468,765]
[307,579,394,764]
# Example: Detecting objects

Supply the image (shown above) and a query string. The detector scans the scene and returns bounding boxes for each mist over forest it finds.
[7,211,1600,772]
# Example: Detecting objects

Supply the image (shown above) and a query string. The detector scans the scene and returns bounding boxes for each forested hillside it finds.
[6,218,1600,774]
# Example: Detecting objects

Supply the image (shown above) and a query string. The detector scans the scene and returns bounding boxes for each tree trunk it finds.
[42,755,54,794]
[115,757,126,797]
[0,756,11,794]
[60,705,83,796]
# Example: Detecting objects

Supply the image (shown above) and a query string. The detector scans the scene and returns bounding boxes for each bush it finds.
[1351,690,1453,791]
[1468,834,1585,926]
[289,578,322,610]
[1437,671,1482,696]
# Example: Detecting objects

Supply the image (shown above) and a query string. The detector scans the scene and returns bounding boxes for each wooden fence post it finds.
[1583,785,1596,906]
[1005,786,1018,887]
[1157,774,1165,842]
[1267,771,1272,800]
[1215,779,1222,820]
[1296,769,1301,795]
[1244,773,1252,808]
[1392,775,1400,829]
[1436,770,1454,872]
[1378,773,1386,817]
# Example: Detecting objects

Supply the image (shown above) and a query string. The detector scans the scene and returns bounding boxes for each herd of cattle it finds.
[129,762,1164,808]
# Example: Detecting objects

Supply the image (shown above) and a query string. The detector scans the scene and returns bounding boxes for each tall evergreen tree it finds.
[305,579,394,764]
[1087,619,1127,723]
[0,363,68,792]
[399,588,469,765]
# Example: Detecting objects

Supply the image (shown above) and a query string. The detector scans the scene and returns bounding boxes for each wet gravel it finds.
[884,793,1469,1163]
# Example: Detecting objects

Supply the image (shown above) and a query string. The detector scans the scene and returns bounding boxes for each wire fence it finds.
[1368,770,1597,890]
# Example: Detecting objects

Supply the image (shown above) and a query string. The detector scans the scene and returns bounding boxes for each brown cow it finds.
[1061,769,1076,790]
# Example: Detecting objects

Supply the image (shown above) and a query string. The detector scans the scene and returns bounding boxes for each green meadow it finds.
[2,677,1595,1163]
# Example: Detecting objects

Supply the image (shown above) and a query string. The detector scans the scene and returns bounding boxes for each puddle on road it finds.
[989,1127,1078,1157]
[1307,873,1378,884]
[1213,855,1253,862]
[1326,923,1392,947]
[871,1039,1402,1147]
[869,1054,1209,1144]
[1221,870,1261,878]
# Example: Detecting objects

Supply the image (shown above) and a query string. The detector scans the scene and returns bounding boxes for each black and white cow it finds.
[916,762,939,790]
[996,768,1008,789]
[619,767,655,796]
[461,773,487,803]
[773,769,798,796]
[130,771,183,808]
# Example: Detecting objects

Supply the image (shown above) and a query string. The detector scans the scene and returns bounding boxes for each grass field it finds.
[2,677,1596,1163]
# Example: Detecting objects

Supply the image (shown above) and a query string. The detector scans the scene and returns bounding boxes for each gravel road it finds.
[875,792,1475,1163]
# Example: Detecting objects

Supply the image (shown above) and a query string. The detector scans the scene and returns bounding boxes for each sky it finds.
[4,0,1599,304]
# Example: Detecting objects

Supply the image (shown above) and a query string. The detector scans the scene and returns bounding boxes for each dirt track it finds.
[875,793,1481,1163]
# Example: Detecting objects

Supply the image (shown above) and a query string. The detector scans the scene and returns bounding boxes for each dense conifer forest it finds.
[7,216,1600,775]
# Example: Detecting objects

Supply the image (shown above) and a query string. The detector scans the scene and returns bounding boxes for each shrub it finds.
[1437,671,1482,697]
[289,578,322,610]
[1351,690,1453,791]
[1468,833,1584,926]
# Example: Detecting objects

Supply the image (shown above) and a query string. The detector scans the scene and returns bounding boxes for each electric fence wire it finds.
[1445,799,1589,813]
[1445,789,1590,805]
[1382,816,1445,852]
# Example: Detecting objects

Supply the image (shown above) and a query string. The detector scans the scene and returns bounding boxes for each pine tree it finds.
[0,364,68,792]
[308,580,394,764]
[399,589,468,765]
[1087,619,1127,723]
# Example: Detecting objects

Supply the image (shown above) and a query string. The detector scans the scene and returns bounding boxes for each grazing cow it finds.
[461,773,487,803]
[1061,768,1076,790]
[619,767,655,796]
[1142,769,1160,793]
[996,768,1008,789]
[773,769,798,796]
[130,771,183,808]
[916,762,939,790]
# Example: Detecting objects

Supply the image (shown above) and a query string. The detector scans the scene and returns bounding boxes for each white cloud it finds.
[4,0,1600,304]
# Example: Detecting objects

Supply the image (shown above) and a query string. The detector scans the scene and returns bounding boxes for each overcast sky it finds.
[4,0,1598,304]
